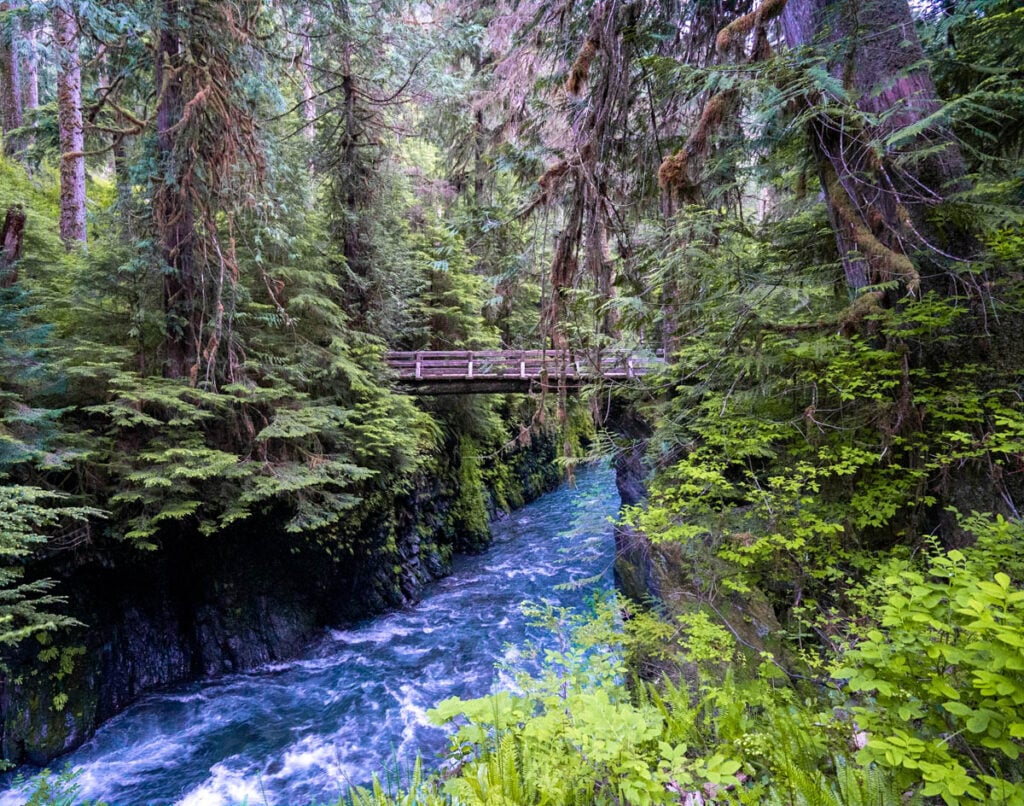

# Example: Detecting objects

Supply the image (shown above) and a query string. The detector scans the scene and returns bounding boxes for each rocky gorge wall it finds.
[0,435,561,768]
[607,406,782,658]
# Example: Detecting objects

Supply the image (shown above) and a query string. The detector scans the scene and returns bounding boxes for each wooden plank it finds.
[385,348,662,387]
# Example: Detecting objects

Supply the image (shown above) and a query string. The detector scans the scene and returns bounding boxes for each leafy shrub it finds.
[836,515,1024,805]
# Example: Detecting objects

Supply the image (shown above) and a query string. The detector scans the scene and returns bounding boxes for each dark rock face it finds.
[0,438,561,767]
[602,405,783,658]
[605,402,659,603]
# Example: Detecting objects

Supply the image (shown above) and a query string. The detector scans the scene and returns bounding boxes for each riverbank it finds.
[1,468,617,805]
[0,431,561,770]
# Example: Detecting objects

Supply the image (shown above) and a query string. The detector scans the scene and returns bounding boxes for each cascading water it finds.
[1,469,619,806]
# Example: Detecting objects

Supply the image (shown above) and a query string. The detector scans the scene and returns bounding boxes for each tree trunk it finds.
[337,0,361,269]
[472,108,485,206]
[781,0,968,296]
[155,0,199,381]
[21,19,37,113]
[55,0,87,246]
[0,0,24,157]
[300,4,316,145]
[0,204,25,287]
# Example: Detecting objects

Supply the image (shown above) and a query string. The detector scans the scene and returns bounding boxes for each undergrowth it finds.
[341,512,1024,805]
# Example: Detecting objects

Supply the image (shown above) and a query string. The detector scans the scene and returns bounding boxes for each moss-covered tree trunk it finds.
[155,0,199,381]
[0,205,25,287]
[782,0,969,296]
[0,0,24,157]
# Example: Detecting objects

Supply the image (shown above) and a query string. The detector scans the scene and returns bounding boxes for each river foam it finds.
[1,468,618,806]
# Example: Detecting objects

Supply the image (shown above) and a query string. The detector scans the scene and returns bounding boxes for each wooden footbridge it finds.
[385,349,662,394]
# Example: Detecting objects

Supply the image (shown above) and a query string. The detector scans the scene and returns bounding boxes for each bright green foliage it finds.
[449,437,490,550]
[835,517,1024,804]
[627,201,1024,614]
[429,601,672,806]
[397,598,911,806]
[347,758,442,806]
[351,513,1024,806]
[19,764,104,806]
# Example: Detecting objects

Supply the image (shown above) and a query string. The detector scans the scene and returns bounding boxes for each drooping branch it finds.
[716,0,788,58]
[779,0,972,297]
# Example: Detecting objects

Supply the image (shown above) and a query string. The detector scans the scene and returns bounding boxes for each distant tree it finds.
[20,14,37,114]
[55,0,86,245]
[300,3,316,145]
[0,0,24,156]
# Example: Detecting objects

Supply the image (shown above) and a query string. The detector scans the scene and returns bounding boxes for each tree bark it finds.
[155,0,199,380]
[472,107,485,206]
[0,204,25,287]
[0,0,24,157]
[21,18,37,113]
[300,4,316,145]
[781,0,968,296]
[336,0,362,271]
[55,0,87,246]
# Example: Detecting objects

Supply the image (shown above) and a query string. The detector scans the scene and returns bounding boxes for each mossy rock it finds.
[630,535,782,655]
[449,437,491,552]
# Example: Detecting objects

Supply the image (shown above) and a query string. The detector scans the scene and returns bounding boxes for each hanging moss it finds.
[715,0,789,56]
[658,149,691,192]
[687,90,738,157]
[535,160,570,209]
[566,37,600,96]
[826,174,921,292]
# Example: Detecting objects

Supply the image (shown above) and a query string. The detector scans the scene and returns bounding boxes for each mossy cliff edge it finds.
[0,432,560,768]
[608,406,781,663]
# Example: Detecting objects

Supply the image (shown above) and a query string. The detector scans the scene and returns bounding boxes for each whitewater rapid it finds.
[1,468,618,805]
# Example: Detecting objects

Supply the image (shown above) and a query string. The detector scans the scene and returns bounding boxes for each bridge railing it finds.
[385,349,662,382]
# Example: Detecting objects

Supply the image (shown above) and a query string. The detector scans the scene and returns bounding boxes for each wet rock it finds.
[0,434,561,768]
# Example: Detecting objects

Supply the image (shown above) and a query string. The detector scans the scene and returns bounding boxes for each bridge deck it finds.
[385,349,661,394]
